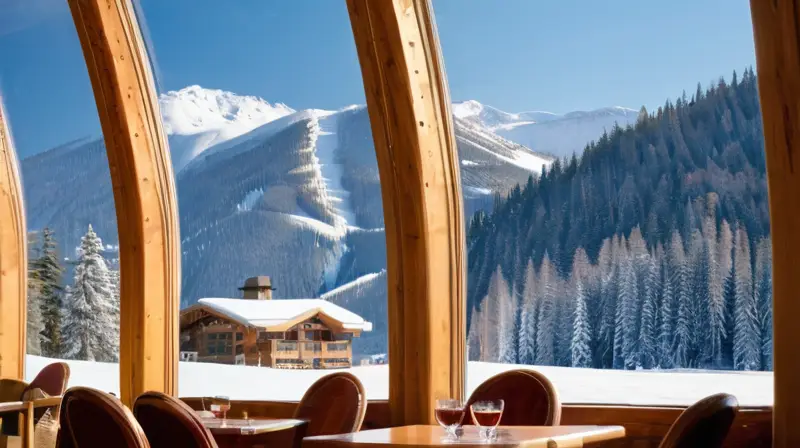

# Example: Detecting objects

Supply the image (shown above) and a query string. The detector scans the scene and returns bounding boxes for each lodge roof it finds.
[181,298,373,332]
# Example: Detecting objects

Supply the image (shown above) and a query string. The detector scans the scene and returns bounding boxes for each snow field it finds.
[26,356,771,407]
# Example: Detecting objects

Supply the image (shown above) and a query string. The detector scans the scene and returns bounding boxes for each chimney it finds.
[239,276,273,300]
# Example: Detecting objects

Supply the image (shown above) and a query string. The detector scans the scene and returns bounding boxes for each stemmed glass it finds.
[434,398,466,440]
[469,399,504,441]
[210,396,231,426]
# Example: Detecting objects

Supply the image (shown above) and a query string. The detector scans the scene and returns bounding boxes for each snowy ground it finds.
[26,356,772,407]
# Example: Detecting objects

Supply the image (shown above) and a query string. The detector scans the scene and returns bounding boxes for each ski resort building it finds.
[179,276,372,369]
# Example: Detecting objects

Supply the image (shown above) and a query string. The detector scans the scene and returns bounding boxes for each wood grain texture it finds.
[346,0,466,426]
[304,425,625,448]
[67,0,180,406]
[748,1,800,446]
[0,99,27,380]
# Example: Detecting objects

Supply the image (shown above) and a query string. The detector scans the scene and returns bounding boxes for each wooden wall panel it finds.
[346,0,466,426]
[0,100,27,379]
[748,1,800,446]
[67,0,180,406]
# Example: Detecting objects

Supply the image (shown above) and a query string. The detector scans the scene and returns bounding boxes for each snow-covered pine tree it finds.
[26,232,44,356]
[467,306,481,361]
[714,219,734,367]
[733,227,759,371]
[618,244,638,370]
[687,228,707,367]
[571,279,592,367]
[704,199,726,367]
[754,237,773,370]
[517,259,537,364]
[638,252,658,369]
[62,225,119,362]
[535,252,557,365]
[671,230,692,368]
[32,227,64,357]
[597,238,616,367]
[612,236,626,369]
[498,272,517,364]
[657,243,674,368]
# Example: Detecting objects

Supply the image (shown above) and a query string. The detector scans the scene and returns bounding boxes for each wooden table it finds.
[303,425,626,448]
[201,418,308,448]
[0,397,63,448]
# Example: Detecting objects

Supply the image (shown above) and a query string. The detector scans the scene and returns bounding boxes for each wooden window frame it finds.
[0,98,27,380]
[67,0,181,406]
[7,0,788,441]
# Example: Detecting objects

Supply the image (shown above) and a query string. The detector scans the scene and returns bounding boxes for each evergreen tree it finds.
[31,227,64,357]
[754,237,773,370]
[638,253,658,369]
[62,225,119,362]
[26,232,44,356]
[517,260,537,364]
[733,227,759,371]
[671,231,691,367]
[618,245,638,369]
[657,243,675,368]
[571,279,592,367]
[535,252,557,365]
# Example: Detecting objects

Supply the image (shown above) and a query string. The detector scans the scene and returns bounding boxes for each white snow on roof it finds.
[197,298,372,331]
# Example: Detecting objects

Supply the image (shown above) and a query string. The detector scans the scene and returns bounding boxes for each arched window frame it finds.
[3,0,798,443]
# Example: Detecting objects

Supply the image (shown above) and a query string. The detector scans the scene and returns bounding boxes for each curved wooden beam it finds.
[0,100,27,379]
[347,0,466,425]
[749,1,800,445]
[68,0,180,405]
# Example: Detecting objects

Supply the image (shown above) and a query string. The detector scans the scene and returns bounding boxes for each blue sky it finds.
[0,0,756,158]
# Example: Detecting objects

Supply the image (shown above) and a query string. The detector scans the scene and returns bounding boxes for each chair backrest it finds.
[26,362,70,398]
[658,393,739,448]
[134,391,218,448]
[465,369,561,426]
[293,372,367,437]
[56,387,150,448]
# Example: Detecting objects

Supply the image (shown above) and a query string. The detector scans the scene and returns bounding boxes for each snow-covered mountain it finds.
[160,86,295,172]
[453,100,639,158]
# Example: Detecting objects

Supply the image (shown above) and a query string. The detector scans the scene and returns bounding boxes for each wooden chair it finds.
[56,387,149,448]
[465,369,561,426]
[0,362,70,448]
[133,391,218,448]
[294,372,367,436]
[658,393,739,448]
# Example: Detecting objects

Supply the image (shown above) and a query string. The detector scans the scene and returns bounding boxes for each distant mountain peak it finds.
[159,85,295,172]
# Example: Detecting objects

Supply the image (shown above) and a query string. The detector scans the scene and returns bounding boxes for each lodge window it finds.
[327,343,347,352]
[235,345,244,355]
[206,333,232,356]
[277,341,297,352]
[305,342,321,352]
[334,333,353,341]
[236,332,243,341]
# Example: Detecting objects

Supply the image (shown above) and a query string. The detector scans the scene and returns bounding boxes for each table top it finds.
[303,425,626,448]
[201,417,307,436]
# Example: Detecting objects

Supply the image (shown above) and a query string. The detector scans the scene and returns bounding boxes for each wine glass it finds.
[212,396,231,426]
[434,398,465,440]
[469,399,504,441]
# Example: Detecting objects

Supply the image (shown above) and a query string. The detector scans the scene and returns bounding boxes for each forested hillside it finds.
[467,68,773,371]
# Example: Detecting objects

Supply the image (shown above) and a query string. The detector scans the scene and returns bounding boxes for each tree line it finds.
[27,225,120,362]
[466,68,773,371]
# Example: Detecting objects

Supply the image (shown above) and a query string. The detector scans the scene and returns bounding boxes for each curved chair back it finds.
[658,393,739,448]
[466,369,561,426]
[26,362,70,398]
[294,372,367,436]
[57,387,149,448]
[134,391,218,448]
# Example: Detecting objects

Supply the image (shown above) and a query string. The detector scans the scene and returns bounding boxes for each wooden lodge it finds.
[179,276,372,369]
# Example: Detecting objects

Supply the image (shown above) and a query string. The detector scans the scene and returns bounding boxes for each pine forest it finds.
[466,68,773,371]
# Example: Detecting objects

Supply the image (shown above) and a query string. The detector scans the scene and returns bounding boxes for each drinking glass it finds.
[469,399,504,441]
[211,396,231,426]
[434,398,466,440]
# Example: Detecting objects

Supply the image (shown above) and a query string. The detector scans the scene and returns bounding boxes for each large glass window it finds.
[134,0,388,400]
[1,0,120,393]
[436,0,772,406]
